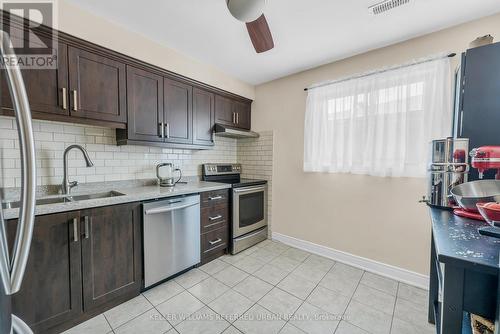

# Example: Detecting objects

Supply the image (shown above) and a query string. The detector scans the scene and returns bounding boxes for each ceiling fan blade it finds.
[246,14,274,53]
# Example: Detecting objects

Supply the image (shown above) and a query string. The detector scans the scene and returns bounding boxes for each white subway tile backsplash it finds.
[1,149,20,159]
[237,130,274,235]
[53,133,76,142]
[63,125,85,135]
[85,175,105,183]
[84,127,104,136]
[0,117,275,234]
[0,139,15,149]
[0,129,18,139]
[0,118,13,129]
[0,116,238,188]
[40,123,64,133]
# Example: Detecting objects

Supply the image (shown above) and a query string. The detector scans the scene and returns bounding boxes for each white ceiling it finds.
[67,0,500,85]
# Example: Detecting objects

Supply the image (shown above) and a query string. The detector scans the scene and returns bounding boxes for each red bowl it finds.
[476,202,500,227]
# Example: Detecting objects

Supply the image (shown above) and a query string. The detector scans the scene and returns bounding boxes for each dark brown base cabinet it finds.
[80,204,142,312]
[6,203,142,334]
[200,189,230,264]
[6,212,83,334]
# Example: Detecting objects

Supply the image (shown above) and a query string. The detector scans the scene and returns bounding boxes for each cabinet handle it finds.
[62,88,67,110]
[208,238,222,246]
[208,195,222,201]
[71,218,78,242]
[72,90,78,111]
[159,122,164,138]
[236,113,239,124]
[232,112,235,124]
[166,123,170,139]
[84,216,90,239]
[208,215,222,221]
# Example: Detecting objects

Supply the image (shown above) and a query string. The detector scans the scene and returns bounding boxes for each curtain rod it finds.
[304,53,456,92]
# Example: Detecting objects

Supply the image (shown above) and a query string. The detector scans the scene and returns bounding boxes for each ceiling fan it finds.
[226,0,274,53]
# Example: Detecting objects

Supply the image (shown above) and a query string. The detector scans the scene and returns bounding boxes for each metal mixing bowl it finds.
[450,180,500,212]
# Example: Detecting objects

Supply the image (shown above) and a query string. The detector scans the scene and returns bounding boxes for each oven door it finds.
[232,185,267,238]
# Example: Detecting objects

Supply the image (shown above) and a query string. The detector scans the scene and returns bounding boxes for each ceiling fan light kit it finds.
[226,0,274,54]
[226,0,267,22]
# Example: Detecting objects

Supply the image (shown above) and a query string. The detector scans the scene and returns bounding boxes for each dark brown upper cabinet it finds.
[0,26,69,118]
[233,100,251,130]
[164,78,193,144]
[68,47,127,123]
[122,65,164,143]
[215,95,235,126]
[215,95,251,130]
[119,69,217,149]
[8,212,83,333]
[193,88,215,146]
[80,203,142,312]
[1,16,252,148]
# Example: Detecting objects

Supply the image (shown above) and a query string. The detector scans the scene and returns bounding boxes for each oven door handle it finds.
[233,186,266,193]
[235,227,267,241]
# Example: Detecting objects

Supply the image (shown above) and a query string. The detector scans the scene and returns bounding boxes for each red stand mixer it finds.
[470,146,500,180]
[452,146,500,220]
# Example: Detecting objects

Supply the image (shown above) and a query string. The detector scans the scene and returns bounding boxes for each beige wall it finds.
[252,13,500,275]
[58,1,255,100]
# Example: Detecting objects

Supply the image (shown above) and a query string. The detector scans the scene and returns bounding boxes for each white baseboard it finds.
[272,232,429,290]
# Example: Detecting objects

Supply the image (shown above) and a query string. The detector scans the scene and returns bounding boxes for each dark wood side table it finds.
[428,208,500,334]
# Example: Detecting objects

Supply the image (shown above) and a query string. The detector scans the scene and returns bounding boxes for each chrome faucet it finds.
[62,145,94,195]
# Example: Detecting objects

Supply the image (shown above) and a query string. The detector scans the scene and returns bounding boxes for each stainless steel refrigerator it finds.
[0,30,37,334]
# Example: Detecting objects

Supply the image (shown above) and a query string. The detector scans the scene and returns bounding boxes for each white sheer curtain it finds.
[304,57,452,177]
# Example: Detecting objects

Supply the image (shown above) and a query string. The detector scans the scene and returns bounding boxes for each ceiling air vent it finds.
[369,0,410,15]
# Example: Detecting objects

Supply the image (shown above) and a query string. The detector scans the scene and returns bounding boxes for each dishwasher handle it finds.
[144,201,199,215]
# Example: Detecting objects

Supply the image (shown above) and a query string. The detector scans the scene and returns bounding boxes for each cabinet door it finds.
[80,203,142,311]
[215,95,235,126]
[0,32,69,117]
[234,101,251,130]
[193,88,215,146]
[8,212,83,333]
[126,66,164,142]
[164,78,193,144]
[68,47,126,123]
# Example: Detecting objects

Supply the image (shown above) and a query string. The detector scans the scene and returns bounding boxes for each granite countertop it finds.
[2,179,231,220]
[429,207,500,274]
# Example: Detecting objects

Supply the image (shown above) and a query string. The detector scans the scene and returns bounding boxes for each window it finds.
[304,57,452,177]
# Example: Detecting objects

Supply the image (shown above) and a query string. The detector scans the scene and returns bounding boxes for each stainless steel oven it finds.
[202,163,268,254]
[233,185,267,237]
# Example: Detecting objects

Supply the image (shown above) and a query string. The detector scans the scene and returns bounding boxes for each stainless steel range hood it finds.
[214,124,259,139]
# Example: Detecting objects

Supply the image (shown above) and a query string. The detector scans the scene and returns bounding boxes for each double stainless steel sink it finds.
[2,191,125,209]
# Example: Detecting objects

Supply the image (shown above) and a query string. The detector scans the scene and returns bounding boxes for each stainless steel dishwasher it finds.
[143,194,200,288]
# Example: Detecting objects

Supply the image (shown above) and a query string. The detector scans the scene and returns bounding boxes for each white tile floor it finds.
[63,240,435,334]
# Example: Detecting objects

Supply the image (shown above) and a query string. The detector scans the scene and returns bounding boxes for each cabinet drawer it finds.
[201,206,228,233]
[201,189,229,208]
[201,227,228,256]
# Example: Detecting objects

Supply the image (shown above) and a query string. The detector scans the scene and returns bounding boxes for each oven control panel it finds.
[203,163,241,176]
